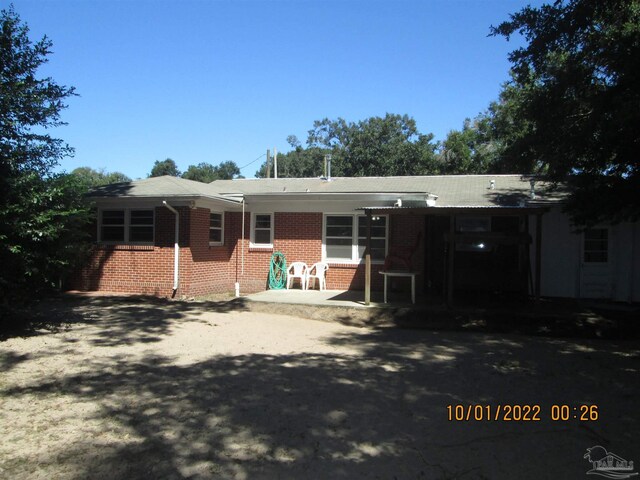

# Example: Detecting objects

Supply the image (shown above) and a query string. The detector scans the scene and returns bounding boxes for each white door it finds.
[579,228,612,299]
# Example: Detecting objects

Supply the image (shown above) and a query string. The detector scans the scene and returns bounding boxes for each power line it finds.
[238,153,266,171]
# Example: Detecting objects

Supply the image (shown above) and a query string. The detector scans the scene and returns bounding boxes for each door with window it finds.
[579,228,612,298]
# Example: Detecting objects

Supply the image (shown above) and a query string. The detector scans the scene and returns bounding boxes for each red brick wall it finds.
[70,208,425,297]
[186,208,237,296]
[70,206,192,297]
[232,212,323,293]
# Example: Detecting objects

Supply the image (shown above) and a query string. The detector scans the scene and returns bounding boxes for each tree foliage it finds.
[182,162,218,183]
[150,158,180,177]
[308,114,439,177]
[2,172,91,295]
[439,115,505,174]
[491,0,640,224]
[214,160,240,180]
[255,137,328,178]
[257,114,439,178]
[0,6,75,179]
[71,167,131,187]
[1,6,89,307]
[182,160,240,183]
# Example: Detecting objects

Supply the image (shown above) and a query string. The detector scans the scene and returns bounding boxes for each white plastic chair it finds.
[287,262,308,290]
[306,262,329,291]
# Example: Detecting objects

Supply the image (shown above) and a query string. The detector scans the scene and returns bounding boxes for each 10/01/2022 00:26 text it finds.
[446,404,599,422]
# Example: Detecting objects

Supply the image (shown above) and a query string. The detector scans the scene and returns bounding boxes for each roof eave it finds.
[89,194,244,205]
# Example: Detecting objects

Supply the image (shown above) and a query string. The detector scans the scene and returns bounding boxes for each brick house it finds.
[72,175,640,302]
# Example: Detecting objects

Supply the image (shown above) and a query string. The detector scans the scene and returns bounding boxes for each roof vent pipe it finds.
[324,154,332,181]
[490,179,495,190]
[529,179,536,199]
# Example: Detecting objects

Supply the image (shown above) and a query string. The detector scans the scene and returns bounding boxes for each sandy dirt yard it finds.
[1,295,638,480]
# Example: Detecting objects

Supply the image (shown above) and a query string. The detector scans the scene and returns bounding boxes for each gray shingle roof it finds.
[89,174,566,208]
[88,176,243,203]
[207,177,436,194]
[208,175,565,207]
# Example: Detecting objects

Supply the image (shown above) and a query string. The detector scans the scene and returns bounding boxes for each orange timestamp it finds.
[446,404,599,422]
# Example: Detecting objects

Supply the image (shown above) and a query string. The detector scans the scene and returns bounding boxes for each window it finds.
[252,213,273,246]
[456,216,490,232]
[456,216,492,252]
[325,215,353,260]
[357,215,387,261]
[209,212,224,245]
[99,209,154,244]
[584,228,608,263]
[129,210,154,242]
[324,214,387,263]
[101,210,125,242]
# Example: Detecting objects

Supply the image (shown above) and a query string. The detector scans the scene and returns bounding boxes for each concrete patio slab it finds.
[244,289,390,308]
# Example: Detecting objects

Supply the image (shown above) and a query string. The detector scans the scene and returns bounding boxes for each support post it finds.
[447,215,455,306]
[365,210,372,306]
[525,215,533,296]
[535,213,543,301]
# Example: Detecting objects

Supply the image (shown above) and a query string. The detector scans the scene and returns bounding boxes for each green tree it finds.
[483,82,537,174]
[256,115,439,178]
[491,0,640,224]
[439,116,503,174]
[255,137,328,178]
[182,161,240,183]
[71,167,131,187]
[150,158,180,177]
[215,160,240,180]
[306,114,439,177]
[0,5,89,309]
[182,162,218,183]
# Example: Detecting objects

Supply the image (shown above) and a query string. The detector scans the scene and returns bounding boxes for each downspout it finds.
[162,201,180,296]
[241,197,245,276]
[235,197,245,297]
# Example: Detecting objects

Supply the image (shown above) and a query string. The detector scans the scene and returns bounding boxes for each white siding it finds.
[535,208,581,298]
[533,207,640,301]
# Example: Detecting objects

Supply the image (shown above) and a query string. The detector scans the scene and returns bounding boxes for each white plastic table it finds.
[379,270,420,304]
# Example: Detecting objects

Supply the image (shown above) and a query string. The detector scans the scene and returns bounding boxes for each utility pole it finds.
[266,149,271,178]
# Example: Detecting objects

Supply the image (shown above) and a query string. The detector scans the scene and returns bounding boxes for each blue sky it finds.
[11,0,543,179]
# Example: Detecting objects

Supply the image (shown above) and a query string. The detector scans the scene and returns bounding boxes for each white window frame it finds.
[250,212,273,248]
[209,211,224,246]
[322,213,388,264]
[324,214,355,262]
[98,208,155,245]
[583,227,609,264]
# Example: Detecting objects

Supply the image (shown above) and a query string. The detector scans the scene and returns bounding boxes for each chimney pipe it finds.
[324,154,332,181]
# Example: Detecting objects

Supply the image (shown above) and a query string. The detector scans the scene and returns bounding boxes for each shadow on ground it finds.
[4,324,639,479]
[248,298,640,340]
[0,294,249,344]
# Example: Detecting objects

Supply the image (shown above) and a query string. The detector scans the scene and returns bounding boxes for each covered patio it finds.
[359,206,548,306]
